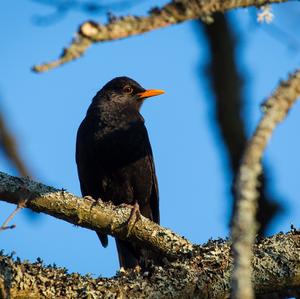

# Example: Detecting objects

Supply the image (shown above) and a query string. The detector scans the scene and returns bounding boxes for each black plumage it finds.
[76,77,164,269]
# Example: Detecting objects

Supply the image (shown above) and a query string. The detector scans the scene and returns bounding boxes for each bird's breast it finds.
[94,121,150,169]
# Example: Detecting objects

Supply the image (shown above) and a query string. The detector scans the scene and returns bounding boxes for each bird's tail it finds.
[116,238,163,270]
[96,232,108,248]
[115,238,143,269]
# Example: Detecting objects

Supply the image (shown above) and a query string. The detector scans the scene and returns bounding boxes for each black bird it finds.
[76,77,164,269]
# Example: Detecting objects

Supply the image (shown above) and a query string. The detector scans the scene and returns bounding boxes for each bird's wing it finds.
[76,118,108,248]
[143,130,160,225]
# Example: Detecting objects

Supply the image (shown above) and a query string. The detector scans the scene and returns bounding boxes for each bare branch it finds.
[0,198,27,232]
[231,69,300,299]
[0,209,17,232]
[1,231,300,298]
[0,112,31,177]
[33,0,289,72]
[0,171,192,259]
[200,13,281,235]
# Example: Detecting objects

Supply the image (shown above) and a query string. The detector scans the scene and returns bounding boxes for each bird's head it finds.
[90,77,164,114]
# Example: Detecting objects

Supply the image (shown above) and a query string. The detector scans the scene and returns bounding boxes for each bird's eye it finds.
[123,86,133,94]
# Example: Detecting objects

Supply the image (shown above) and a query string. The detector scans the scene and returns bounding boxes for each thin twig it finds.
[33,0,289,72]
[231,68,300,299]
[0,199,27,232]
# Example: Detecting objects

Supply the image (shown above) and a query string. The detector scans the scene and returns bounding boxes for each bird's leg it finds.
[126,202,141,238]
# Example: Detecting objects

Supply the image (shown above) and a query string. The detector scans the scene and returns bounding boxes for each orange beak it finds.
[138,89,165,99]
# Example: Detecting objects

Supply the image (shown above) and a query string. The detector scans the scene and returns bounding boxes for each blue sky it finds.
[1,1,300,277]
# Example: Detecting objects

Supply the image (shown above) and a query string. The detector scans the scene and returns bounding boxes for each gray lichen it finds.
[0,171,193,262]
[1,231,300,298]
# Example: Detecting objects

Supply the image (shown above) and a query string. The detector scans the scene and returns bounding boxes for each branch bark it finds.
[0,171,192,259]
[32,0,288,72]
[231,69,300,299]
[1,231,300,298]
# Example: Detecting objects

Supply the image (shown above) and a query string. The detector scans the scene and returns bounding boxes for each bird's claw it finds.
[126,202,141,238]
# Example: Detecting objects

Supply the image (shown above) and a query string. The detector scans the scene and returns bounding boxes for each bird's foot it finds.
[85,196,103,210]
[126,202,141,238]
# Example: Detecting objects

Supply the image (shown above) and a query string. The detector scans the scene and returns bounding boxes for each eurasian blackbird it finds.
[76,77,164,269]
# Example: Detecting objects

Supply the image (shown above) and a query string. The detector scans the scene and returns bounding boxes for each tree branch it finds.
[32,0,288,72]
[0,171,192,259]
[0,198,27,232]
[0,112,31,177]
[1,231,300,298]
[200,13,282,236]
[231,68,300,299]
[0,207,18,232]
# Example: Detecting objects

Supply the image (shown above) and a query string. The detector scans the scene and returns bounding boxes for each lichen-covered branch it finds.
[231,69,300,299]
[33,0,288,72]
[1,231,300,298]
[0,171,192,259]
